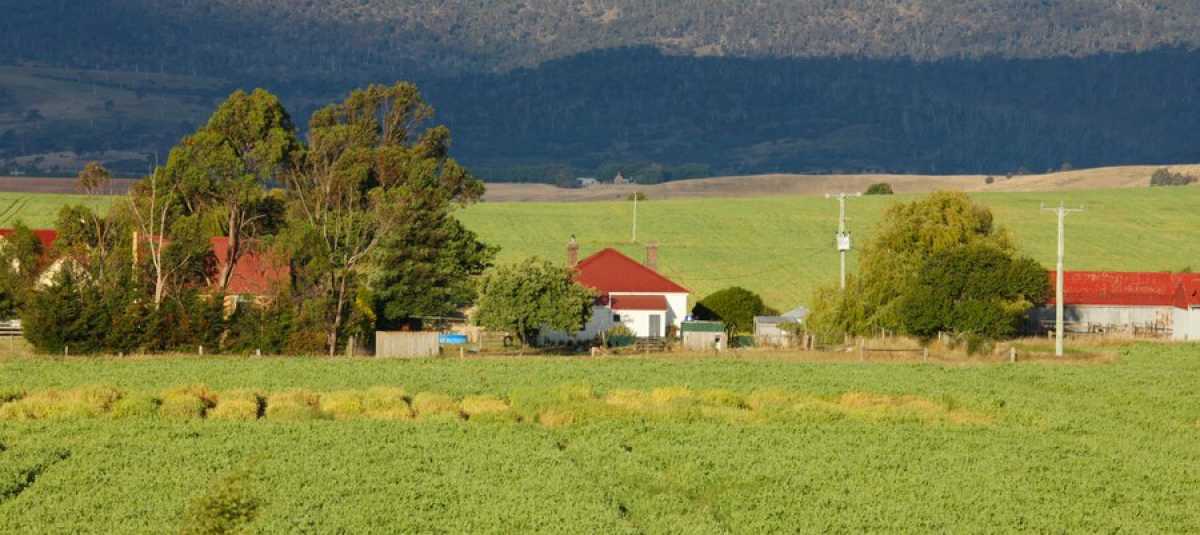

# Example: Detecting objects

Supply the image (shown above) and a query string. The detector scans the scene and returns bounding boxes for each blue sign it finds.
[439,333,469,345]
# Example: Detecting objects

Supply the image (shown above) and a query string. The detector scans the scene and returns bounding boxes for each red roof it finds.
[1048,271,1200,308]
[211,237,289,295]
[0,229,58,250]
[575,248,688,295]
[609,295,670,311]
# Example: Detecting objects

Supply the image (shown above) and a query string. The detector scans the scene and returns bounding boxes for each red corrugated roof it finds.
[609,295,670,311]
[211,237,289,295]
[0,229,58,250]
[575,248,688,295]
[1048,271,1200,308]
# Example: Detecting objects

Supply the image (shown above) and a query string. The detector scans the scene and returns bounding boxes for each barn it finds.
[542,240,689,343]
[1031,271,1200,340]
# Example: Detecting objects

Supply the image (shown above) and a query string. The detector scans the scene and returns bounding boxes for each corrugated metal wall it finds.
[375,332,440,358]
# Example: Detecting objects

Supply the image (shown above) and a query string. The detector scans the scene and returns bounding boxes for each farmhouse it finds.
[543,239,689,343]
[1031,271,1200,340]
[1,228,286,301]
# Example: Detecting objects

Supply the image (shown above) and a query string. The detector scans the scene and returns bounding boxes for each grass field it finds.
[1,344,1199,532]
[458,186,1200,307]
[4,186,1198,308]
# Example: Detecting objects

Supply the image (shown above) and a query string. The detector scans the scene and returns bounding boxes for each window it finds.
[613,314,621,322]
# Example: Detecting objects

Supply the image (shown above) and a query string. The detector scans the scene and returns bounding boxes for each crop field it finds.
[3,186,1198,308]
[1,343,1199,532]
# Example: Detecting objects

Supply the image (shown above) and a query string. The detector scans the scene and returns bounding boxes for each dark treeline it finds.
[426,47,1200,182]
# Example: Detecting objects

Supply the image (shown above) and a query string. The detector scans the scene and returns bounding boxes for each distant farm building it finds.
[576,177,598,187]
[754,307,808,347]
[542,240,688,343]
[1032,271,1200,341]
[613,171,629,185]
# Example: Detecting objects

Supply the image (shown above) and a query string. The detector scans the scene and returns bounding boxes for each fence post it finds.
[923,347,929,363]
[1010,347,1016,363]
[199,345,204,356]
[858,338,865,361]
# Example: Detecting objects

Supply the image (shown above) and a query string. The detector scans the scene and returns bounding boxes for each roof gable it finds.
[575,248,688,295]
[211,237,289,295]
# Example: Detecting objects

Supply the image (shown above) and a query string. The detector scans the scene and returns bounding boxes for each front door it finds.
[649,314,662,338]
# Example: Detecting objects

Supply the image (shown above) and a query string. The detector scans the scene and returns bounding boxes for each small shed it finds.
[682,321,727,352]
[754,316,798,347]
[376,331,440,358]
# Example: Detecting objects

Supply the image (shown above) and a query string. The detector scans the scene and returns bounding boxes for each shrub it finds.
[410,392,460,420]
[692,287,776,335]
[320,391,366,420]
[1150,167,1197,187]
[179,470,261,535]
[160,385,217,420]
[361,387,411,420]
[627,191,647,201]
[209,390,264,421]
[985,176,995,185]
[110,393,161,419]
[864,182,893,195]
[265,390,324,421]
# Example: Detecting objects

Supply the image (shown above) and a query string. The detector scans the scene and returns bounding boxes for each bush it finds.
[864,182,893,195]
[1150,167,1197,187]
[692,287,776,335]
[179,470,261,535]
[627,191,647,201]
[985,176,995,185]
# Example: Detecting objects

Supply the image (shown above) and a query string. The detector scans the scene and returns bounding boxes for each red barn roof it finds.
[0,229,58,250]
[1048,271,1200,309]
[609,295,670,311]
[575,248,688,295]
[211,237,289,295]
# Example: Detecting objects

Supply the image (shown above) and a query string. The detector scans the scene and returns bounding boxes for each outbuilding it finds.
[1030,271,1200,340]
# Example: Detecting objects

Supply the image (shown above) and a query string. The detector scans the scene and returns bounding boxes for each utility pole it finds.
[826,193,862,289]
[1041,202,1085,357]
[631,192,638,243]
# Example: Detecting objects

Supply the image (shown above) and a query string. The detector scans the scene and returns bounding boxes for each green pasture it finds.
[459,187,1200,307]
[2,344,1200,532]
[3,186,1198,308]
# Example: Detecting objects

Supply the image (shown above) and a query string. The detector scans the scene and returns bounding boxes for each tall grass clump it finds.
[320,391,366,420]
[410,392,461,421]
[179,470,261,535]
[160,385,217,420]
[361,387,411,420]
[110,392,161,419]
[265,390,324,421]
[209,390,264,421]
[0,385,122,421]
[460,394,515,423]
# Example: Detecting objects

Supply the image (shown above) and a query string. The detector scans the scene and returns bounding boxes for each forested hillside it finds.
[5,0,1200,80]
[3,1,1200,180]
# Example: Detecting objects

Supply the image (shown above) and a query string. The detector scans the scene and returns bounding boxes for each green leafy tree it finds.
[283,82,484,355]
[154,89,299,291]
[474,258,595,348]
[898,243,1047,339]
[0,223,48,317]
[691,286,777,335]
[809,191,1016,337]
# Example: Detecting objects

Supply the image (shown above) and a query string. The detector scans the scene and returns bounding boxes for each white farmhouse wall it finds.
[609,292,687,331]
[614,309,667,338]
[540,305,618,344]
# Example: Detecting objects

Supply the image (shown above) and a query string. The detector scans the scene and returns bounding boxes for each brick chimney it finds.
[567,235,579,267]
[645,241,659,271]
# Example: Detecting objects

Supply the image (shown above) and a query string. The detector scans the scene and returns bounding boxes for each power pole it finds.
[1041,202,1085,357]
[631,193,638,243]
[826,193,862,289]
